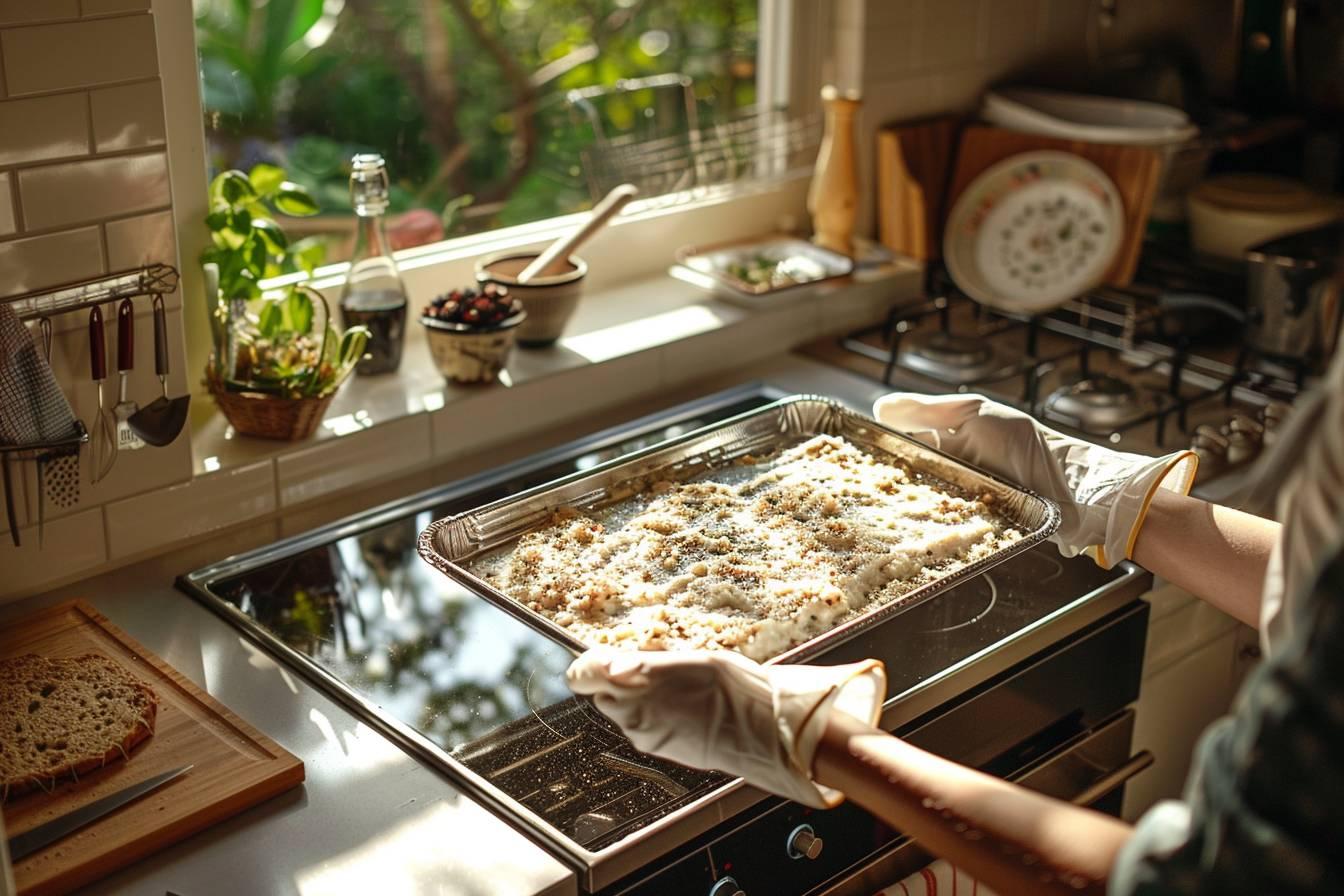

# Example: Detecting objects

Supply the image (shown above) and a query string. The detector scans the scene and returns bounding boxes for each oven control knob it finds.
[708,876,746,896]
[787,824,823,860]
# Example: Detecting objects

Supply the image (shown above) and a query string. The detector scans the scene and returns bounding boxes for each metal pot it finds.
[1236,0,1344,115]
[1244,222,1343,364]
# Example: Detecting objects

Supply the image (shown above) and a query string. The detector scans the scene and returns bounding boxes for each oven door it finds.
[816,709,1152,896]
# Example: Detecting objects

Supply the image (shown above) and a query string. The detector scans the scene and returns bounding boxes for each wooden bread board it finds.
[876,116,962,262]
[947,125,1163,286]
[1,600,304,896]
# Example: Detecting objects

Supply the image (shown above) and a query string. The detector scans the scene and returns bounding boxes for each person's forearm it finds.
[814,713,1131,896]
[1130,489,1279,628]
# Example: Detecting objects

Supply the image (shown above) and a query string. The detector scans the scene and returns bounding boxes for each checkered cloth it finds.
[0,304,79,447]
[880,861,994,895]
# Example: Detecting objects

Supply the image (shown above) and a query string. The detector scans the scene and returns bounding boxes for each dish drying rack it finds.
[565,73,821,208]
[1,264,179,545]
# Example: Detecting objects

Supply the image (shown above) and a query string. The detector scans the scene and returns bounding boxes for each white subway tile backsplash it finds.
[82,0,152,14]
[18,151,170,230]
[0,0,79,26]
[0,93,90,166]
[912,0,984,70]
[105,209,174,270]
[105,459,275,560]
[277,414,432,507]
[983,0,1043,63]
[0,226,104,298]
[91,80,166,152]
[0,15,157,96]
[0,173,14,236]
[0,507,106,595]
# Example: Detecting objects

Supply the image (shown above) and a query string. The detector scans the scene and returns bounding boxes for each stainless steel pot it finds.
[1244,222,1343,363]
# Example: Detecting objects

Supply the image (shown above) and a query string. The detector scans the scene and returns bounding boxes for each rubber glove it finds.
[567,648,885,809]
[873,393,1197,568]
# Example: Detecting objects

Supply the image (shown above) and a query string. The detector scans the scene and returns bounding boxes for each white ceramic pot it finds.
[421,312,524,383]
[476,252,587,347]
[1187,175,1344,261]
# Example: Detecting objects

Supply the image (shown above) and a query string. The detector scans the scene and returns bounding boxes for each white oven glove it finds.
[873,393,1197,568]
[567,648,885,809]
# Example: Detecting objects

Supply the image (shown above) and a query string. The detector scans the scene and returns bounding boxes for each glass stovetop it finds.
[179,386,1124,854]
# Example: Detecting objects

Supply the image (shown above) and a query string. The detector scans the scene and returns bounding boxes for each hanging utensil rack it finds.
[0,263,178,465]
[0,263,179,322]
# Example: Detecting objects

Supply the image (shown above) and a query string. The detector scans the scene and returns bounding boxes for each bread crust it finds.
[1,653,159,803]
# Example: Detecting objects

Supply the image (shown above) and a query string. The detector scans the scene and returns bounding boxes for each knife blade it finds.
[7,765,192,861]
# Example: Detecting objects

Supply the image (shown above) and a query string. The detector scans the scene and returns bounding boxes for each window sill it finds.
[192,260,918,481]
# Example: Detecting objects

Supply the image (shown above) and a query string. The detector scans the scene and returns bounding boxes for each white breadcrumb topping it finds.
[472,435,1020,661]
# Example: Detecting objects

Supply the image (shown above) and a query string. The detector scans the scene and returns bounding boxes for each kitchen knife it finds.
[6,764,192,861]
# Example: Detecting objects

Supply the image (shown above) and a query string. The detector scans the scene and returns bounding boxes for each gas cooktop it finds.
[178,383,1136,890]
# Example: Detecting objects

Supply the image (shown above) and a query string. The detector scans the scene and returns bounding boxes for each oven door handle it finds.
[1069,750,1154,807]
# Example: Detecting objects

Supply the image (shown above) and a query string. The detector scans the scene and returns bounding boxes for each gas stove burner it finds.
[913,574,998,633]
[1042,375,1147,432]
[898,331,1013,384]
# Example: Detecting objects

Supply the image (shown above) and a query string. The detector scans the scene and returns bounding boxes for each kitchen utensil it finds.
[35,317,80,545]
[947,126,1163,286]
[673,234,852,307]
[418,395,1060,667]
[112,298,144,453]
[944,151,1124,313]
[476,252,588,347]
[1,454,16,546]
[807,85,861,256]
[1186,174,1344,260]
[517,183,637,283]
[127,295,189,447]
[876,116,961,262]
[89,306,116,483]
[7,765,193,861]
[1,600,304,896]
[1244,222,1344,363]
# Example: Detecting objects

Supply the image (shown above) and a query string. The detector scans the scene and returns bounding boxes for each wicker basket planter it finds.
[206,370,338,441]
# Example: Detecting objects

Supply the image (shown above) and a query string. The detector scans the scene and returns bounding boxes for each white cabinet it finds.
[1123,584,1248,821]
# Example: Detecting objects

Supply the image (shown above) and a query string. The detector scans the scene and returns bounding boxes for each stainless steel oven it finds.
[179,384,1152,896]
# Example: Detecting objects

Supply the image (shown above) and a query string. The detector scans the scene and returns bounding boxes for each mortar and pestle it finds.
[476,184,637,347]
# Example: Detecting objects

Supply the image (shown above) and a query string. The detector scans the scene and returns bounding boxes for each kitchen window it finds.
[192,0,802,264]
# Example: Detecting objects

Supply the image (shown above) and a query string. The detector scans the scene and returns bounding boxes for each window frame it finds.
[155,0,831,382]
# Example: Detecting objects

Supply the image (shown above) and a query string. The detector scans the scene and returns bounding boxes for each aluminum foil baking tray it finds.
[417,395,1061,665]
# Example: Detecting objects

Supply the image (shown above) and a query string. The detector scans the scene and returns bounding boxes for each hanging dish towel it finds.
[879,860,996,896]
[0,304,79,446]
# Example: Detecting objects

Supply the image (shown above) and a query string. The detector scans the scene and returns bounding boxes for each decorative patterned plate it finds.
[944,151,1124,313]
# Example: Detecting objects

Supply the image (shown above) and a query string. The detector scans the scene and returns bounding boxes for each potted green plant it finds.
[201,164,369,440]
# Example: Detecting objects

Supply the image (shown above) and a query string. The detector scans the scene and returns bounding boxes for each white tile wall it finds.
[852,0,1234,235]
[0,5,188,597]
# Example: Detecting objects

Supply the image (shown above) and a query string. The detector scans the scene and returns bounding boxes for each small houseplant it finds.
[202,164,369,440]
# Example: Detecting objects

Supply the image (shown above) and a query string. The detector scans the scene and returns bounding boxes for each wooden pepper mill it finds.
[807,85,862,257]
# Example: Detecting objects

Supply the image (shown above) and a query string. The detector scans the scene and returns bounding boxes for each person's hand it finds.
[566,648,885,808]
[873,393,1196,568]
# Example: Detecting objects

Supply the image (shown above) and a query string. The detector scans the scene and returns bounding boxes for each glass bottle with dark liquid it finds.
[340,153,409,375]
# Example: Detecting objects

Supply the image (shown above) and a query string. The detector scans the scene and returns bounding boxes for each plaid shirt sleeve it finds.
[1109,550,1344,896]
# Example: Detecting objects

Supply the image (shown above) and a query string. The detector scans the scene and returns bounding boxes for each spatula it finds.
[112,298,144,452]
[128,295,189,447]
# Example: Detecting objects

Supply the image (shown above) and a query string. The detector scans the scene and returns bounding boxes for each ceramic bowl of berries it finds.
[421,284,527,383]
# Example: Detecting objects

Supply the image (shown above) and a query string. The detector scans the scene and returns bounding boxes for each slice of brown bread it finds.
[1,653,159,802]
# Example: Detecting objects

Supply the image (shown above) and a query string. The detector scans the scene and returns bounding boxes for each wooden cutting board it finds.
[876,115,962,262]
[947,125,1163,286]
[1,600,304,896]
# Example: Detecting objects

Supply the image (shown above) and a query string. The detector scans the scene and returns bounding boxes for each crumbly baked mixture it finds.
[474,435,1021,661]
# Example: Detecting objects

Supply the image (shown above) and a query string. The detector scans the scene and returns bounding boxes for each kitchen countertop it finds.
[0,353,897,896]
